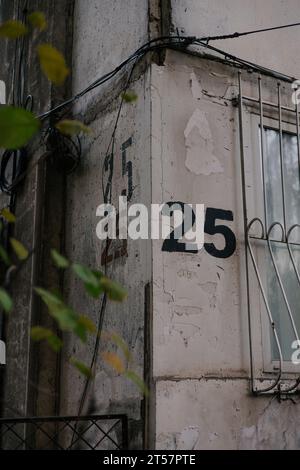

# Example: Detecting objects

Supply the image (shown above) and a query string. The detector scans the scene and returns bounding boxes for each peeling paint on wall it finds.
[184,109,223,176]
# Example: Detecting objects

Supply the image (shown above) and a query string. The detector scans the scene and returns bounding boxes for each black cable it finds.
[0,148,28,195]
[39,36,194,121]
[194,39,297,83]
[204,21,300,42]
[0,1,32,197]
[38,26,300,122]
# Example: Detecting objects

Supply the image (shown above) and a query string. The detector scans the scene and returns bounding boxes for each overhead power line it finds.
[37,21,300,120]
[39,35,299,120]
[202,21,300,42]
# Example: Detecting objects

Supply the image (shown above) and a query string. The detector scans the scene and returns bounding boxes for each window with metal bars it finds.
[238,72,300,395]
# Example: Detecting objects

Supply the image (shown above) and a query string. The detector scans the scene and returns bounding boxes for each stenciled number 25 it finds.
[162,203,236,259]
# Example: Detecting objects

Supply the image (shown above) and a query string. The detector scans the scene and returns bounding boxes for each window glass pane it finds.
[264,128,300,362]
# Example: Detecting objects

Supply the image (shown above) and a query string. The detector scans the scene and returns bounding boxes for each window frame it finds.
[246,110,300,376]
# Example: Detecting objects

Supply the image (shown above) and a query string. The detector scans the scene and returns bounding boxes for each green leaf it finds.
[0,208,16,223]
[72,264,104,298]
[34,288,88,343]
[78,315,97,334]
[122,91,138,103]
[125,370,149,397]
[47,334,63,352]
[70,358,93,378]
[31,327,63,352]
[0,106,40,150]
[84,281,104,299]
[51,249,69,269]
[35,288,62,310]
[0,20,28,38]
[10,238,29,261]
[35,288,78,332]
[0,288,13,313]
[31,326,52,341]
[72,264,99,286]
[37,44,69,85]
[0,245,11,266]
[71,316,96,344]
[28,12,47,31]
[100,277,127,302]
[56,120,92,137]
[73,322,88,343]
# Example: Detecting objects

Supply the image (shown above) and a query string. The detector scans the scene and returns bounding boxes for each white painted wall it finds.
[150,0,300,447]
[150,50,300,448]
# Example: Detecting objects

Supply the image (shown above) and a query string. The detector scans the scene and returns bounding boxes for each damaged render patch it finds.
[190,72,202,100]
[184,109,223,176]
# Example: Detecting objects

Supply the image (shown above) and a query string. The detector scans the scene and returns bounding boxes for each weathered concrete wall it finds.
[156,379,300,449]
[171,0,300,78]
[59,0,152,449]
[72,0,149,112]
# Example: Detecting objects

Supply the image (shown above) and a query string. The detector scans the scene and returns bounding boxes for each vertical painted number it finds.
[121,137,133,202]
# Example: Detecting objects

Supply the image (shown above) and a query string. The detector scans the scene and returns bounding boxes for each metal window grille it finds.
[0,414,128,450]
[238,72,300,395]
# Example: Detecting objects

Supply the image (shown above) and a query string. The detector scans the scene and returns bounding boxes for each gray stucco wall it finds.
[59,0,152,449]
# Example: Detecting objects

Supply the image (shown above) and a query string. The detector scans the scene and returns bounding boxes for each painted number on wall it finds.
[101,137,134,266]
[162,205,236,259]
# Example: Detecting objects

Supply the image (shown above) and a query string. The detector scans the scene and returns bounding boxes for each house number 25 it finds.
[162,204,236,259]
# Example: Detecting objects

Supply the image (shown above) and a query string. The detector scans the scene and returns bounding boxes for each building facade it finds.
[1,0,300,450]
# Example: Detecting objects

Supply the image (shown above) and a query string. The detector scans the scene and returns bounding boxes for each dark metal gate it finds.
[0,414,128,450]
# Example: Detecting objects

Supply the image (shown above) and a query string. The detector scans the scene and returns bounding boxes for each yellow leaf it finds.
[28,12,47,31]
[102,331,132,362]
[102,352,125,374]
[10,238,29,261]
[78,315,97,334]
[1,208,16,223]
[37,44,69,85]
[0,20,28,38]
[56,120,92,137]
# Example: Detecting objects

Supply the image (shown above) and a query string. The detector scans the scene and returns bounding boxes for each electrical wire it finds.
[38,36,195,120]
[194,39,297,83]
[37,23,300,122]
[204,21,300,42]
